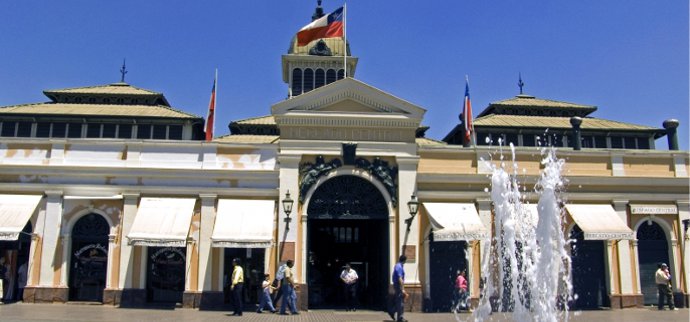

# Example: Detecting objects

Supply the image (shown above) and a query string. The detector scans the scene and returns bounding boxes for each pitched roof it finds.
[477,94,597,117]
[214,134,279,144]
[416,137,447,146]
[0,102,201,119]
[44,83,161,96]
[232,115,276,125]
[474,114,660,131]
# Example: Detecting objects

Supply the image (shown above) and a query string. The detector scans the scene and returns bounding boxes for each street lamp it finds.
[682,219,690,240]
[405,194,419,231]
[282,190,294,227]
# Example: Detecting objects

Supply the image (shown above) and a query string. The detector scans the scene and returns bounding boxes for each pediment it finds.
[271,78,425,119]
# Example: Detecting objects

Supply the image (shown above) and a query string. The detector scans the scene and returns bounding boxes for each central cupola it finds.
[282,1,358,98]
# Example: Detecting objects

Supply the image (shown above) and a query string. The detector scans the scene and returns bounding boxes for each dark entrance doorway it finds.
[569,225,609,309]
[306,175,389,310]
[0,222,32,302]
[69,214,109,302]
[636,221,670,305]
[223,248,266,307]
[428,240,467,312]
[147,247,186,303]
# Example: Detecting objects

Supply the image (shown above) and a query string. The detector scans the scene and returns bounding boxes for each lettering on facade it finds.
[630,205,678,215]
[286,127,405,142]
[74,243,108,257]
[150,247,186,261]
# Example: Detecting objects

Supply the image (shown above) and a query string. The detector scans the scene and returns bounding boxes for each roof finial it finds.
[120,59,128,83]
[518,72,525,94]
[312,0,325,21]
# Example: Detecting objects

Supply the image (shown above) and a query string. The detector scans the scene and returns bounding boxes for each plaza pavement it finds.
[0,303,687,322]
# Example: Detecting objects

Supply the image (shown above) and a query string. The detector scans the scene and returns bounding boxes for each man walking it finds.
[388,255,408,322]
[655,263,676,310]
[340,263,359,311]
[279,259,299,315]
[230,258,244,316]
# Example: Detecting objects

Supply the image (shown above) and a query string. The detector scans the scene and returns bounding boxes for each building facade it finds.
[0,4,688,313]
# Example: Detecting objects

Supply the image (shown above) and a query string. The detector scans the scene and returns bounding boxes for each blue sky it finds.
[1,1,687,150]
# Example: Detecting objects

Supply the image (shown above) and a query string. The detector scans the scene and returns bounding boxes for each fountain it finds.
[464,141,573,322]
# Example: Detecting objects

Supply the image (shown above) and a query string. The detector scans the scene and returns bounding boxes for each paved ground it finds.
[0,303,687,322]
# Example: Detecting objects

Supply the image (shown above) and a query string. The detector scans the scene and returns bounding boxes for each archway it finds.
[0,222,32,302]
[306,175,390,310]
[69,213,109,302]
[428,238,467,312]
[569,225,609,309]
[636,221,670,305]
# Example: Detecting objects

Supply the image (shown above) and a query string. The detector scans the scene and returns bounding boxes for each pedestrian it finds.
[272,262,286,305]
[0,256,6,304]
[17,261,27,302]
[230,258,244,316]
[279,259,299,315]
[453,269,469,312]
[257,273,277,313]
[340,263,359,311]
[655,263,676,310]
[388,255,408,322]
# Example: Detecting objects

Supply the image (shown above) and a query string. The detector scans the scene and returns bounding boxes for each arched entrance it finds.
[636,221,670,305]
[428,239,467,312]
[306,175,390,310]
[0,222,32,302]
[569,225,609,309]
[69,213,109,302]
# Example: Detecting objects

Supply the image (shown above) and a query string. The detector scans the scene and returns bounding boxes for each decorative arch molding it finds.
[62,208,115,238]
[303,168,394,220]
[299,155,398,206]
[632,217,675,243]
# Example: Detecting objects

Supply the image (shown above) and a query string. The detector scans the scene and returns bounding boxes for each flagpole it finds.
[343,2,347,78]
[214,68,218,139]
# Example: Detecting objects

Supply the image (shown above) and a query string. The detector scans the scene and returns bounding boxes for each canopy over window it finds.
[211,199,275,248]
[0,194,41,240]
[565,204,634,240]
[423,203,488,241]
[127,197,196,247]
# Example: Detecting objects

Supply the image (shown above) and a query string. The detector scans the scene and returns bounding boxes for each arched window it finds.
[315,69,326,89]
[337,69,345,80]
[304,68,315,92]
[326,69,337,84]
[292,68,303,96]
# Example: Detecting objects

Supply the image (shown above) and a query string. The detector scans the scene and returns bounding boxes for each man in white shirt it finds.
[340,263,359,311]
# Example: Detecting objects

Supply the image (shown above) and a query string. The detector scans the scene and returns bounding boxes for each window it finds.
[637,137,650,149]
[581,136,593,148]
[476,132,491,146]
[624,137,636,149]
[1,122,16,137]
[16,122,31,137]
[86,124,101,138]
[52,123,66,138]
[503,133,518,146]
[315,69,325,88]
[67,123,82,138]
[168,125,183,140]
[152,125,167,139]
[303,68,314,92]
[337,69,344,80]
[36,122,51,138]
[291,68,303,96]
[610,136,623,149]
[118,124,132,139]
[594,136,607,148]
[137,124,152,139]
[522,134,536,147]
[326,69,337,84]
[102,124,116,138]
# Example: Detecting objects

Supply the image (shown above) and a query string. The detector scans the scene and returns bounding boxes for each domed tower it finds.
[282,1,358,98]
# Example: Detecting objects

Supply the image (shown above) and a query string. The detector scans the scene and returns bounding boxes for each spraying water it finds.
[465,142,572,322]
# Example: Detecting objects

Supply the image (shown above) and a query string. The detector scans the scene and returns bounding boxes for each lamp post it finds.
[405,194,419,231]
[682,219,690,240]
[282,190,294,228]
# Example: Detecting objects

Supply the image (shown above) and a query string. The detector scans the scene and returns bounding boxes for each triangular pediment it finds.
[271,78,425,119]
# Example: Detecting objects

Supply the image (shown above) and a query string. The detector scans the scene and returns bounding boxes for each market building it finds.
[0,2,688,313]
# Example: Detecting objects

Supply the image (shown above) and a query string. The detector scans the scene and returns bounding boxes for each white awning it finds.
[0,194,42,241]
[423,203,488,241]
[211,199,275,248]
[127,197,196,247]
[565,204,634,240]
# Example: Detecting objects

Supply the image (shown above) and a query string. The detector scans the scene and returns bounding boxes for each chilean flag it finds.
[204,74,216,142]
[462,78,473,145]
[297,6,344,46]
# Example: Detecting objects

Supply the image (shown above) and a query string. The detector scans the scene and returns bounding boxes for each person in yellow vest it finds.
[230,258,244,316]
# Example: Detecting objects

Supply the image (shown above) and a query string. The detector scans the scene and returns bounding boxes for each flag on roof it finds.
[297,6,344,46]
[462,77,474,146]
[204,72,217,142]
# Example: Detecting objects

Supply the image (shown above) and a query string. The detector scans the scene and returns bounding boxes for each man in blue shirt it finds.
[388,255,408,322]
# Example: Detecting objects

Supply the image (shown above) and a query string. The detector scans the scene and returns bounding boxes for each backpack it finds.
[275,264,286,281]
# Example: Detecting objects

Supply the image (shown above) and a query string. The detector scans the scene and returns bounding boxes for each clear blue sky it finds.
[1,1,687,150]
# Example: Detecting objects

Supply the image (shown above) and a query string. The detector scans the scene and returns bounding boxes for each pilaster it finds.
[38,190,63,287]
[118,193,139,289]
[612,200,634,296]
[197,194,217,292]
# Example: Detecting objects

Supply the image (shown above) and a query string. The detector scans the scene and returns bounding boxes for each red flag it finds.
[462,77,473,146]
[296,7,344,46]
[205,73,216,142]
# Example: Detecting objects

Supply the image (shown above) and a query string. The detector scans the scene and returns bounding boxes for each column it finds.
[38,190,63,287]
[677,201,689,301]
[117,193,139,289]
[613,200,635,307]
[397,156,420,284]
[475,198,492,298]
[197,194,217,292]
[59,235,70,287]
[106,233,117,289]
